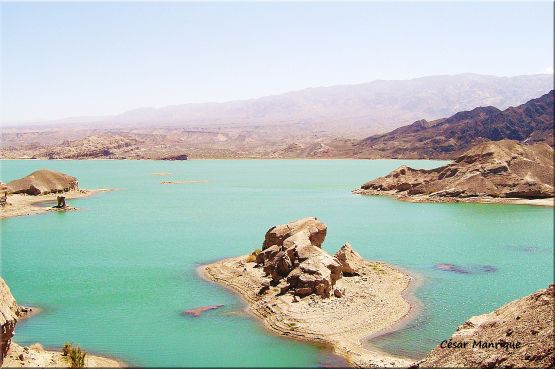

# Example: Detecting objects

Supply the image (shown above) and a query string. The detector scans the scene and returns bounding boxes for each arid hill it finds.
[355,140,554,202]
[352,90,554,159]
[6,169,79,195]
[411,284,554,368]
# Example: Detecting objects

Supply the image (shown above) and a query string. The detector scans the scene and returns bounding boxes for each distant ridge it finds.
[351,90,554,159]
[9,74,553,136]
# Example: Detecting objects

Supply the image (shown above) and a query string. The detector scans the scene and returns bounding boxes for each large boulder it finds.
[256,217,342,298]
[335,243,365,275]
[0,278,20,365]
[6,169,79,196]
[262,217,327,250]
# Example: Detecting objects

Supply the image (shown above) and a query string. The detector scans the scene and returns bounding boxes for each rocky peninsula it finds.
[201,217,417,367]
[1,277,122,367]
[0,169,107,219]
[354,140,554,206]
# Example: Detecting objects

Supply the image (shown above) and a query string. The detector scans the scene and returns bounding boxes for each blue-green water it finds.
[1,160,553,366]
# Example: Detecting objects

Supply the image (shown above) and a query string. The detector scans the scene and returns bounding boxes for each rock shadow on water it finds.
[433,263,497,274]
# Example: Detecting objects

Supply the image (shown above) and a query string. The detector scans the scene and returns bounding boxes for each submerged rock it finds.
[434,263,470,274]
[411,284,554,368]
[6,169,79,196]
[182,304,223,317]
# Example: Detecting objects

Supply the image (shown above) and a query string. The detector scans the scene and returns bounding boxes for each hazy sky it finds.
[1,1,553,123]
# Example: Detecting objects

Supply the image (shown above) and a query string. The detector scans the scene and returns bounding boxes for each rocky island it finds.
[1,277,122,367]
[201,217,417,367]
[354,140,554,206]
[0,169,107,219]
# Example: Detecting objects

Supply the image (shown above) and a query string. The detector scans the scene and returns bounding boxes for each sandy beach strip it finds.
[353,189,555,207]
[0,189,110,219]
[3,342,125,368]
[200,256,419,367]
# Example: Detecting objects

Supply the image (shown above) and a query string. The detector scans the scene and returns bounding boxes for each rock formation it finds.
[356,140,554,201]
[254,217,364,298]
[335,243,365,275]
[54,196,67,209]
[0,277,21,366]
[411,284,554,368]
[0,183,7,207]
[6,169,79,196]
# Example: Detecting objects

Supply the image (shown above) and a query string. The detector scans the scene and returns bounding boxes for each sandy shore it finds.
[353,189,555,207]
[0,189,110,219]
[3,343,124,368]
[201,256,418,367]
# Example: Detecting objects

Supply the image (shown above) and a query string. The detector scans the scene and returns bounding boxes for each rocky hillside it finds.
[411,284,554,368]
[356,140,554,201]
[6,169,79,195]
[353,90,554,159]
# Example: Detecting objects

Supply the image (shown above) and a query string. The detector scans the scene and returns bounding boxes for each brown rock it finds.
[335,243,365,275]
[411,284,554,368]
[0,277,21,365]
[0,183,7,207]
[262,217,326,250]
[256,217,345,298]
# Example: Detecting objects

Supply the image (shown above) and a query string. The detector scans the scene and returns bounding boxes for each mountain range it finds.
[8,74,553,137]
[349,90,554,159]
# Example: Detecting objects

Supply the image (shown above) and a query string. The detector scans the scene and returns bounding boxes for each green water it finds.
[1,160,553,366]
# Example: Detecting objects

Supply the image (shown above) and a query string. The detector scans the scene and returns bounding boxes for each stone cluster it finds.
[254,217,363,298]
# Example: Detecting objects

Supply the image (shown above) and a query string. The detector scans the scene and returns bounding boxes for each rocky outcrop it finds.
[6,169,78,196]
[412,284,554,368]
[356,140,554,201]
[0,278,21,366]
[335,243,365,275]
[255,217,348,298]
[0,183,7,207]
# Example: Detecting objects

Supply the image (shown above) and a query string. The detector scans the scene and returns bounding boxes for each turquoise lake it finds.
[1,159,553,367]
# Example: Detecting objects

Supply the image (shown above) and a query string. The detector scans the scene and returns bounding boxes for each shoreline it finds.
[353,189,555,207]
[200,255,421,367]
[0,188,111,219]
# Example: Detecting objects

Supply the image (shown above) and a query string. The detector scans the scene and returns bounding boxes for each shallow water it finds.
[1,159,553,366]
